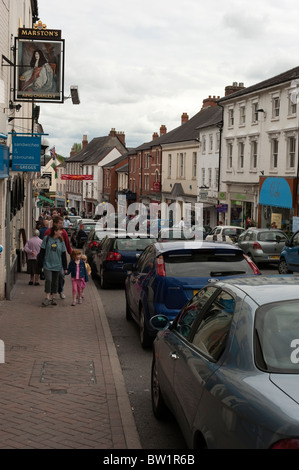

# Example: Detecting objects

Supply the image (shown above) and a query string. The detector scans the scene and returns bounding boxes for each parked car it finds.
[205,225,244,243]
[237,228,288,265]
[150,275,299,449]
[71,220,97,248]
[278,230,299,273]
[124,240,260,348]
[158,227,195,241]
[83,228,126,278]
[94,233,157,288]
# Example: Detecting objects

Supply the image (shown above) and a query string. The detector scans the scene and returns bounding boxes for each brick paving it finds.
[0,272,141,449]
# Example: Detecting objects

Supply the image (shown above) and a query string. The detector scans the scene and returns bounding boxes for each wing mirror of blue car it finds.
[149,315,170,331]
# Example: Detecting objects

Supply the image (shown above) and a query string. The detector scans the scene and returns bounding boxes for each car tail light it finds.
[253,241,262,250]
[243,254,261,275]
[271,439,299,449]
[156,255,165,277]
[106,251,122,261]
[88,241,99,249]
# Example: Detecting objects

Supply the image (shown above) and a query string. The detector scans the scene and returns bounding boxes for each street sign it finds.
[33,178,50,189]
[199,191,208,200]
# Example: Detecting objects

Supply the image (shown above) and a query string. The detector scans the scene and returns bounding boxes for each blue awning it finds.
[259,177,293,209]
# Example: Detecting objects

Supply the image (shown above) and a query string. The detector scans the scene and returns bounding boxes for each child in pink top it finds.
[66,249,88,306]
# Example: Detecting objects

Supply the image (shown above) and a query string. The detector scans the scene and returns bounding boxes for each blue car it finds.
[278,230,299,273]
[124,240,261,348]
[94,233,156,288]
[150,276,299,449]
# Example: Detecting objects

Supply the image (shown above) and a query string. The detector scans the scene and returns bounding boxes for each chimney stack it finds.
[152,132,159,140]
[160,125,167,136]
[109,128,126,146]
[181,112,189,124]
[201,96,220,109]
[82,134,88,149]
[225,82,245,96]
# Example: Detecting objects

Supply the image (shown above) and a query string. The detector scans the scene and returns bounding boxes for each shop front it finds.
[258,176,296,232]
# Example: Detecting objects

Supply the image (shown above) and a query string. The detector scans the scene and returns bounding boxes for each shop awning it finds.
[38,195,55,205]
[259,177,293,209]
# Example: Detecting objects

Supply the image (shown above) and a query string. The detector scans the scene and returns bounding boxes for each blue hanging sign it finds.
[12,135,41,172]
[0,144,9,178]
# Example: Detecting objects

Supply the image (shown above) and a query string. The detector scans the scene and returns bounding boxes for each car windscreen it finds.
[255,300,299,373]
[162,249,253,277]
[223,228,243,237]
[113,238,155,251]
[82,224,96,231]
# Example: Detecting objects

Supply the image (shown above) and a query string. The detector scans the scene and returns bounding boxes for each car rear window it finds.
[82,224,96,231]
[113,238,155,251]
[162,249,254,277]
[223,228,243,237]
[258,231,287,242]
[255,300,299,373]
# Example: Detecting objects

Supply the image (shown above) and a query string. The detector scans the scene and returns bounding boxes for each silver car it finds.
[237,228,288,265]
[151,276,299,449]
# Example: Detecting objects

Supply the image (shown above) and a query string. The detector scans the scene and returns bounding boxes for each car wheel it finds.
[278,258,292,274]
[100,268,109,289]
[139,306,152,349]
[125,294,132,321]
[151,355,168,419]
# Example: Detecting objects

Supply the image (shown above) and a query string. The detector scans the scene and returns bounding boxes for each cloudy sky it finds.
[37,0,299,157]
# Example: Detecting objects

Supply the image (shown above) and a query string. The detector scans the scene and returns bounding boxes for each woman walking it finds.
[39,226,67,306]
[24,229,42,285]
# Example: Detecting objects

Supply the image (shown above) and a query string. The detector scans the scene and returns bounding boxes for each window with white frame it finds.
[252,102,259,123]
[201,168,205,187]
[139,174,142,189]
[144,154,150,169]
[139,153,142,167]
[209,134,213,152]
[288,90,297,115]
[271,138,279,169]
[239,105,246,125]
[272,96,280,118]
[144,174,149,190]
[216,132,220,152]
[208,168,212,187]
[178,153,185,178]
[192,152,197,178]
[215,168,219,188]
[227,142,233,169]
[202,135,206,153]
[156,149,159,164]
[228,108,234,127]
[168,154,172,178]
[250,140,258,170]
[238,141,245,169]
[288,136,296,169]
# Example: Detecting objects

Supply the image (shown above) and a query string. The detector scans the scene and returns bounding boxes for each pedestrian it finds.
[80,254,91,298]
[178,217,185,228]
[39,226,67,307]
[24,229,42,285]
[271,221,278,229]
[38,219,49,239]
[63,215,71,234]
[245,215,253,229]
[44,215,72,299]
[66,249,88,306]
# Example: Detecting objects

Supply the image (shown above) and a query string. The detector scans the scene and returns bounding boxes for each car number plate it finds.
[269,255,279,260]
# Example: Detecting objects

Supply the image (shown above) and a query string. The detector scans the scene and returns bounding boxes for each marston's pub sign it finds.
[14,20,65,103]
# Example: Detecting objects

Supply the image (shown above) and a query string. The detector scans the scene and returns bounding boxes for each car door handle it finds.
[169,352,179,360]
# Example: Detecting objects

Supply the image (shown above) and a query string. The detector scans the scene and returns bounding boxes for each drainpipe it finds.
[216,102,224,222]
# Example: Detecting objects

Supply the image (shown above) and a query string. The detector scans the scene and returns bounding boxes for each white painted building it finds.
[218,70,299,230]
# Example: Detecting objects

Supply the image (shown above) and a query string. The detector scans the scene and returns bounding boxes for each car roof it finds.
[214,225,244,229]
[152,240,245,255]
[212,275,299,304]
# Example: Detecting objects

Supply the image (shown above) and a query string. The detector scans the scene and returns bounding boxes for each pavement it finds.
[0,271,141,450]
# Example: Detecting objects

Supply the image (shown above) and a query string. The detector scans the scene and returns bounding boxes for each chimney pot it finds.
[160,125,167,135]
